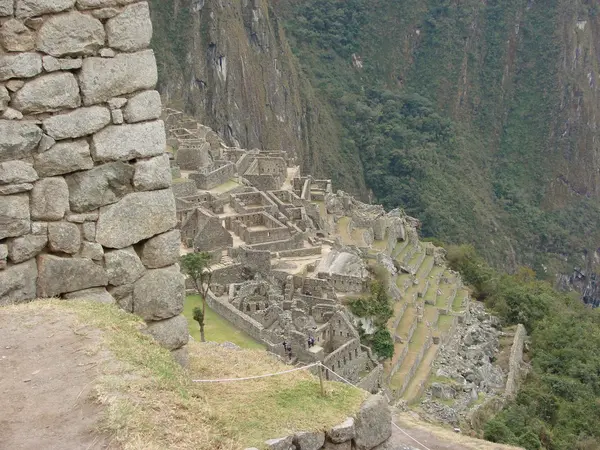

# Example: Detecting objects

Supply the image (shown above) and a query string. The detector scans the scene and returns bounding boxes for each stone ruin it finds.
[0,0,187,359]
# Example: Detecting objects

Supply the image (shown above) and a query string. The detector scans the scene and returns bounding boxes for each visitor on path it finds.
[287,345,293,360]
[282,340,287,352]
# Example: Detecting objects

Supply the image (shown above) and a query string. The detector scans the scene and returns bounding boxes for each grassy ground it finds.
[184,295,264,349]
[4,300,366,450]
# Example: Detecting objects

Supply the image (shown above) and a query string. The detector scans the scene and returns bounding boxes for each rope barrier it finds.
[190,362,320,383]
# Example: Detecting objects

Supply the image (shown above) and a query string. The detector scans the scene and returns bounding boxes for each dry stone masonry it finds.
[0,0,187,355]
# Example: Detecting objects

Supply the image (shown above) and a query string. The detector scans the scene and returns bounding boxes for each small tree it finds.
[181,252,212,342]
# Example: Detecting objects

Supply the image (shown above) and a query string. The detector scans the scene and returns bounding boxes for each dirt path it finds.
[0,307,113,450]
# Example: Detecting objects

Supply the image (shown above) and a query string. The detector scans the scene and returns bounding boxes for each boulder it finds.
[42,56,83,72]
[34,140,94,177]
[0,160,38,184]
[0,259,37,305]
[65,161,134,213]
[106,2,152,52]
[0,120,42,162]
[91,120,166,162]
[328,418,355,443]
[79,50,158,105]
[37,254,108,297]
[37,11,105,57]
[0,19,35,52]
[134,154,171,191]
[11,72,81,114]
[64,287,115,304]
[265,436,294,450]
[322,442,351,450]
[0,53,42,81]
[133,265,184,321]
[43,106,111,140]
[140,229,180,269]
[145,314,188,351]
[0,0,13,16]
[0,194,30,240]
[30,177,69,221]
[48,222,81,254]
[79,242,103,261]
[8,234,48,264]
[353,395,392,450]
[104,246,145,286]
[16,0,75,18]
[123,90,161,123]
[96,189,177,248]
[430,383,457,401]
[294,431,325,450]
[108,283,133,312]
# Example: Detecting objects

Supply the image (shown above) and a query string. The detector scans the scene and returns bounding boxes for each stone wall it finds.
[0,0,187,355]
[505,323,527,399]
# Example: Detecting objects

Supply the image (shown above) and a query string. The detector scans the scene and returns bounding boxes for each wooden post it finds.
[318,364,325,397]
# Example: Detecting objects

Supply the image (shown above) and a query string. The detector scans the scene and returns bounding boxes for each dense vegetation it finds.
[447,245,600,450]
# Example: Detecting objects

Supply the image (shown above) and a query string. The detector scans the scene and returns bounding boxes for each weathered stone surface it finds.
[65,161,134,213]
[140,229,180,269]
[12,72,80,114]
[66,211,98,223]
[0,259,37,305]
[123,90,161,123]
[5,80,22,92]
[30,177,69,220]
[0,160,38,184]
[91,120,166,163]
[0,0,13,16]
[322,441,351,450]
[48,221,80,254]
[353,395,392,450]
[82,221,96,241]
[134,154,171,191]
[2,108,23,120]
[0,85,9,111]
[43,106,110,140]
[145,314,188,351]
[108,283,132,312]
[111,108,123,124]
[77,0,137,8]
[0,183,33,194]
[0,53,42,81]
[0,121,42,162]
[133,265,184,321]
[171,345,189,368]
[37,254,108,297]
[16,0,75,18]
[0,244,7,270]
[0,194,29,240]
[79,50,157,105]
[8,234,48,264]
[37,134,55,153]
[0,19,35,52]
[265,436,294,450]
[107,97,127,109]
[64,287,115,303]
[42,56,83,72]
[30,221,47,235]
[294,431,326,450]
[106,2,152,52]
[105,246,145,286]
[99,47,115,58]
[328,418,355,444]
[34,139,94,177]
[24,17,44,31]
[91,7,120,19]
[96,189,176,248]
[79,242,103,261]
[37,11,105,57]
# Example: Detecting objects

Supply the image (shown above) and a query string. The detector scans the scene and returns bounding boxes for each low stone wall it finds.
[205,290,266,344]
[505,324,527,398]
[397,335,433,397]
[277,246,322,258]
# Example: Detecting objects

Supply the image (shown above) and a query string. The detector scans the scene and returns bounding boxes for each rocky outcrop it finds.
[0,0,186,356]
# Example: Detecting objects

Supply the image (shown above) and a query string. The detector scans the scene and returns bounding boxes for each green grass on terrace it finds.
[184,295,264,349]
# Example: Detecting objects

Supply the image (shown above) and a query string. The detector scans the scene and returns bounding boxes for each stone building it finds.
[0,0,187,358]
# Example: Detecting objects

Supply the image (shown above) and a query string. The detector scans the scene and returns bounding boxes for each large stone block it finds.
[123,90,162,123]
[79,50,158,106]
[0,161,38,185]
[96,189,176,248]
[133,265,184,321]
[91,120,166,163]
[34,140,94,177]
[140,229,180,269]
[0,85,8,111]
[42,55,83,72]
[8,234,48,264]
[0,19,36,52]
[293,431,325,450]
[64,287,115,304]
[43,106,111,140]
[0,121,42,162]
[65,161,134,213]
[106,2,152,52]
[328,418,355,444]
[16,0,75,18]
[79,241,103,261]
[30,177,69,221]
[353,395,392,450]
[37,11,105,57]
[265,436,294,450]
[37,254,108,297]
[48,221,81,254]
[0,0,13,16]
[0,183,33,195]
[77,0,138,9]
[104,246,145,286]
[145,314,188,351]
[12,72,81,114]
[108,283,133,312]
[0,53,42,81]
[0,259,37,305]
[322,442,351,450]
[0,194,30,240]
[134,154,171,191]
